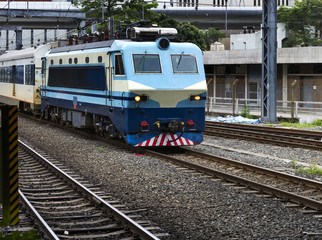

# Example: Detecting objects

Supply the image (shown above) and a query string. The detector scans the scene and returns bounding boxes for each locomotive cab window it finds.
[171,54,198,74]
[133,54,161,73]
[114,54,125,76]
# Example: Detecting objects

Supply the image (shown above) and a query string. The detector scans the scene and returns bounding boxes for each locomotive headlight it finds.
[190,95,201,101]
[134,95,148,102]
[135,96,141,102]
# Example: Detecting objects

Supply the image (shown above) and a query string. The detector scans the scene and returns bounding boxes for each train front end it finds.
[118,30,207,147]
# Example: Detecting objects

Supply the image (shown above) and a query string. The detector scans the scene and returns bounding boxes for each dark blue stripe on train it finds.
[41,96,205,134]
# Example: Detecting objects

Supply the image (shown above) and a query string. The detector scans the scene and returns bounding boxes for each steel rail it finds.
[19,190,60,240]
[205,125,322,151]
[206,121,322,140]
[183,148,322,190]
[144,149,322,211]
[19,140,160,240]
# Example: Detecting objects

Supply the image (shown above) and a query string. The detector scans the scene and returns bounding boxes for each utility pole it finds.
[142,0,144,21]
[261,0,277,122]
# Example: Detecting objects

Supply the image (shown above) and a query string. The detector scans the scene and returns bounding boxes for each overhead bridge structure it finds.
[0,8,86,29]
[154,7,262,30]
[0,2,86,50]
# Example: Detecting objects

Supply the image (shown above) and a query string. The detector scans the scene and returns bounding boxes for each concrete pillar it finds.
[44,29,47,43]
[31,29,34,46]
[15,27,22,50]
[6,30,8,50]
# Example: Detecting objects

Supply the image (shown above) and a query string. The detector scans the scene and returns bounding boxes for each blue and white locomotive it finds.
[0,26,207,147]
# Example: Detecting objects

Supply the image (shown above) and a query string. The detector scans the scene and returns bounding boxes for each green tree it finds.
[120,0,158,23]
[176,22,206,51]
[278,0,322,47]
[75,0,158,32]
[75,0,122,21]
[154,14,178,28]
[205,27,225,50]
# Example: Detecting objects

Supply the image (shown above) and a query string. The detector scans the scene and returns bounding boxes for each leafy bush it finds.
[0,230,41,240]
[240,103,254,119]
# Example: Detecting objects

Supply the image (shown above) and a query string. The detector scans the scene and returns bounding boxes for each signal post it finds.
[0,104,19,226]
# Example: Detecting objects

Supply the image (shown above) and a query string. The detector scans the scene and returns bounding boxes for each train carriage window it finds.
[6,67,11,83]
[0,68,3,82]
[133,54,161,73]
[1,68,5,82]
[25,64,35,85]
[114,54,125,75]
[171,54,198,74]
[14,65,24,84]
[41,58,45,74]
[9,67,12,83]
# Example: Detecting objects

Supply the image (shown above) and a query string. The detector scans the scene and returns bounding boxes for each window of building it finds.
[314,64,322,74]
[74,58,78,64]
[50,60,54,65]
[85,57,89,63]
[132,54,162,73]
[98,56,102,63]
[69,58,72,64]
[288,64,300,74]
[59,59,63,65]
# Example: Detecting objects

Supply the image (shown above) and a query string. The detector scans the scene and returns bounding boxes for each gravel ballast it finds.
[18,117,322,239]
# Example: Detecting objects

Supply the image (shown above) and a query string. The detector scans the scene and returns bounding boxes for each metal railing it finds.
[207,97,322,119]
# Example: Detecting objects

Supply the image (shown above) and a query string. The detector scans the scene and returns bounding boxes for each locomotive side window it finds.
[133,54,161,73]
[25,64,35,85]
[171,54,198,74]
[48,66,106,91]
[114,54,125,75]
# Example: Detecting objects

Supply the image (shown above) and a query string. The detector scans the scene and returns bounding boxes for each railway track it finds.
[19,140,166,240]
[145,147,322,215]
[205,121,322,151]
[18,115,322,220]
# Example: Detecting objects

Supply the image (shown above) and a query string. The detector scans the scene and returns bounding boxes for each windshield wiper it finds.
[177,51,184,69]
[139,51,147,66]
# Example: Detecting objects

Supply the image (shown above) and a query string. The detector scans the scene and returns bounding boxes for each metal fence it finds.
[207,97,322,120]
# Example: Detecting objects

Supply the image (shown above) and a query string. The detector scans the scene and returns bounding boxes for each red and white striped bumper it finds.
[136,133,197,147]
